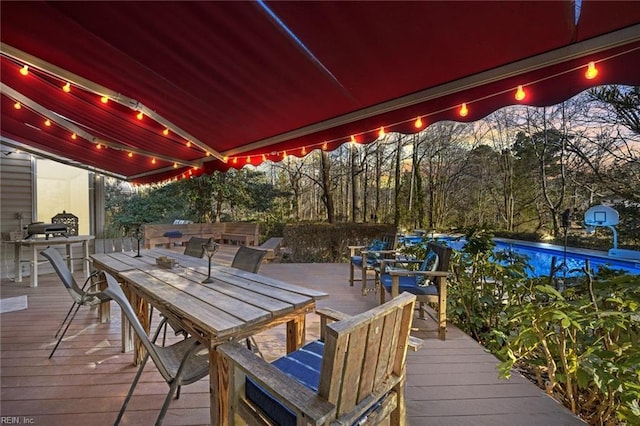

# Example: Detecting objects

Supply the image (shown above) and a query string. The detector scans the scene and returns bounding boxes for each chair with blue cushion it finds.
[218,292,418,426]
[348,233,398,295]
[379,242,452,340]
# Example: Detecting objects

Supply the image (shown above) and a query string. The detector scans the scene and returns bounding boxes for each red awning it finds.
[1,1,639,183]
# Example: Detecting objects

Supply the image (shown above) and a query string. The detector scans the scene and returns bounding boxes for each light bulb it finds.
[162,128,169,136]
[233,157,238,164]
[515,85,526,101]
[206,152,211,157]
[71,133,77,140]
[128,152,133,158]
[459,103,468,117]
[378,126,386,138]
[44,119,51,127]
[96,144,102,149]
[414,116,423,128]
[585,62,598,80]
[223,156,228,162]
[246,156,251,163]
[186,140,191,147]
[63,82,71,93]
[173,162,178,168]
[350,135,357,144]
[283,151,288,158]
[322,142,328,151]
[100,95,109,104]
[152,158,156,164]
[136,111,144,120]
[301,146,306,155]
[20,65,29,76]
[262,154,267,161]
[13,102,21,109]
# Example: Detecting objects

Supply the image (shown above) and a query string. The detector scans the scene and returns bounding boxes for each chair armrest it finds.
[218,342,336,425]
[361,249,396,255]
[316,308,422,351]
[348,245,366,256]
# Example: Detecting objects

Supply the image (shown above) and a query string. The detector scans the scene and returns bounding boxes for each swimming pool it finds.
[493,240,640,278]
[399,234,640,278]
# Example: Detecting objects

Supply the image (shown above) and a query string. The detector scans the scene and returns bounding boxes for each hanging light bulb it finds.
[246,156,251,163]
[206,151,211,157]
[223,156,228,162]
[283,151,288,159]
[322,142,328,151]
[459,103,469,117]
[350,135,357,144]
[262,154,267,161]
[515,85,526,101]
[162,128,169,136]
[301,146,307,155]
[414,116,423,128]
[19,65,29,76]
[151,158,156,164]
[378,126,386,138]
[233,157,238,164]
[136,111,144,120]
[100,95,109,104]
[128,152,133,158]
[173,162,178,168]
[585,62,598,79]
[44,119,51,127]
[186,140,191,148]
[96,143,102,149]
[13,102,21,110]
[71,133,77,140]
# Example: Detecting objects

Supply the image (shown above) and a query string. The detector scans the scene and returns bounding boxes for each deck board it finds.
[0,245,584,425]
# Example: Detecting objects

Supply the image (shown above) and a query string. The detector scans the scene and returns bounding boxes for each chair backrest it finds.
[319,292,416,422]
[427,242,452,273]
[231,246,267,273]
[183,237,212,258]
[102,273,175,382]
[381,233,398,251]
[40,247,84,303]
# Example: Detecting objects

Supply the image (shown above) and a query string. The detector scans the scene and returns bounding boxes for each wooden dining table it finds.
[90,248,328,425]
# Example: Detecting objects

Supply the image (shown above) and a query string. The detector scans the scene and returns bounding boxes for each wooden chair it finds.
[183,236,212,258]
[379,242,452,340]
[349,233,398,295]
[219,292,418,426]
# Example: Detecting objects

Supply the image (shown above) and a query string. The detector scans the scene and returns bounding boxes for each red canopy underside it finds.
[1,1,639,183]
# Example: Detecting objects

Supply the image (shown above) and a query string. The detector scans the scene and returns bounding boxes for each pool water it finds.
[399,235,640,278]
[493,241,640,278]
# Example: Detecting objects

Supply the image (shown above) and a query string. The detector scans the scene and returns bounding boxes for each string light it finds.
[233,157,238,164]
[13,102,21,110]
[100,95,109,104]
[186,140,191,148]
[62,82,71,93]
[301,146,306,155]
[414,116,423,128]
[246,156,251,163]
[322,142,328,150]
[71,133,77,140]
[223,156,228,162]
[459,103,469,117]
[128,152,133,158]
[20,65,29,76]
[173,162,178,168]
[378,126,386,138]
[151,158,156,164]
[585,62,598,79]
[206,152,211,157]
[283,151,288,159]
[162,128,169,136]
[515,85,526,101]
[96,143,102,149]
[350,135,357,144]
[44,119,51,127]
[136,111,144,120]
[262,154,267,161]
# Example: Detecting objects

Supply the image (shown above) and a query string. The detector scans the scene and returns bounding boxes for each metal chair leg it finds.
[49,302,82,358]
[115,353,150,425]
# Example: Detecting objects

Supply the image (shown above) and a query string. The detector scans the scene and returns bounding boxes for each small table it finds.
[8,235,94,287]
[92,248,328,425]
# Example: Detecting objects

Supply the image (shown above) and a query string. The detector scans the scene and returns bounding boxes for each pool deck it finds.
[0,244,586,425]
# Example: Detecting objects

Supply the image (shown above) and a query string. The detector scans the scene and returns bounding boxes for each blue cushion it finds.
[380,274,438,296]
[350,255,378,267]
[163,230,183,238]
[246,341,324,426]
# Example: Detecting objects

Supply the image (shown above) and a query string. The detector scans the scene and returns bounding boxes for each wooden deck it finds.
[0,245,584,425]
